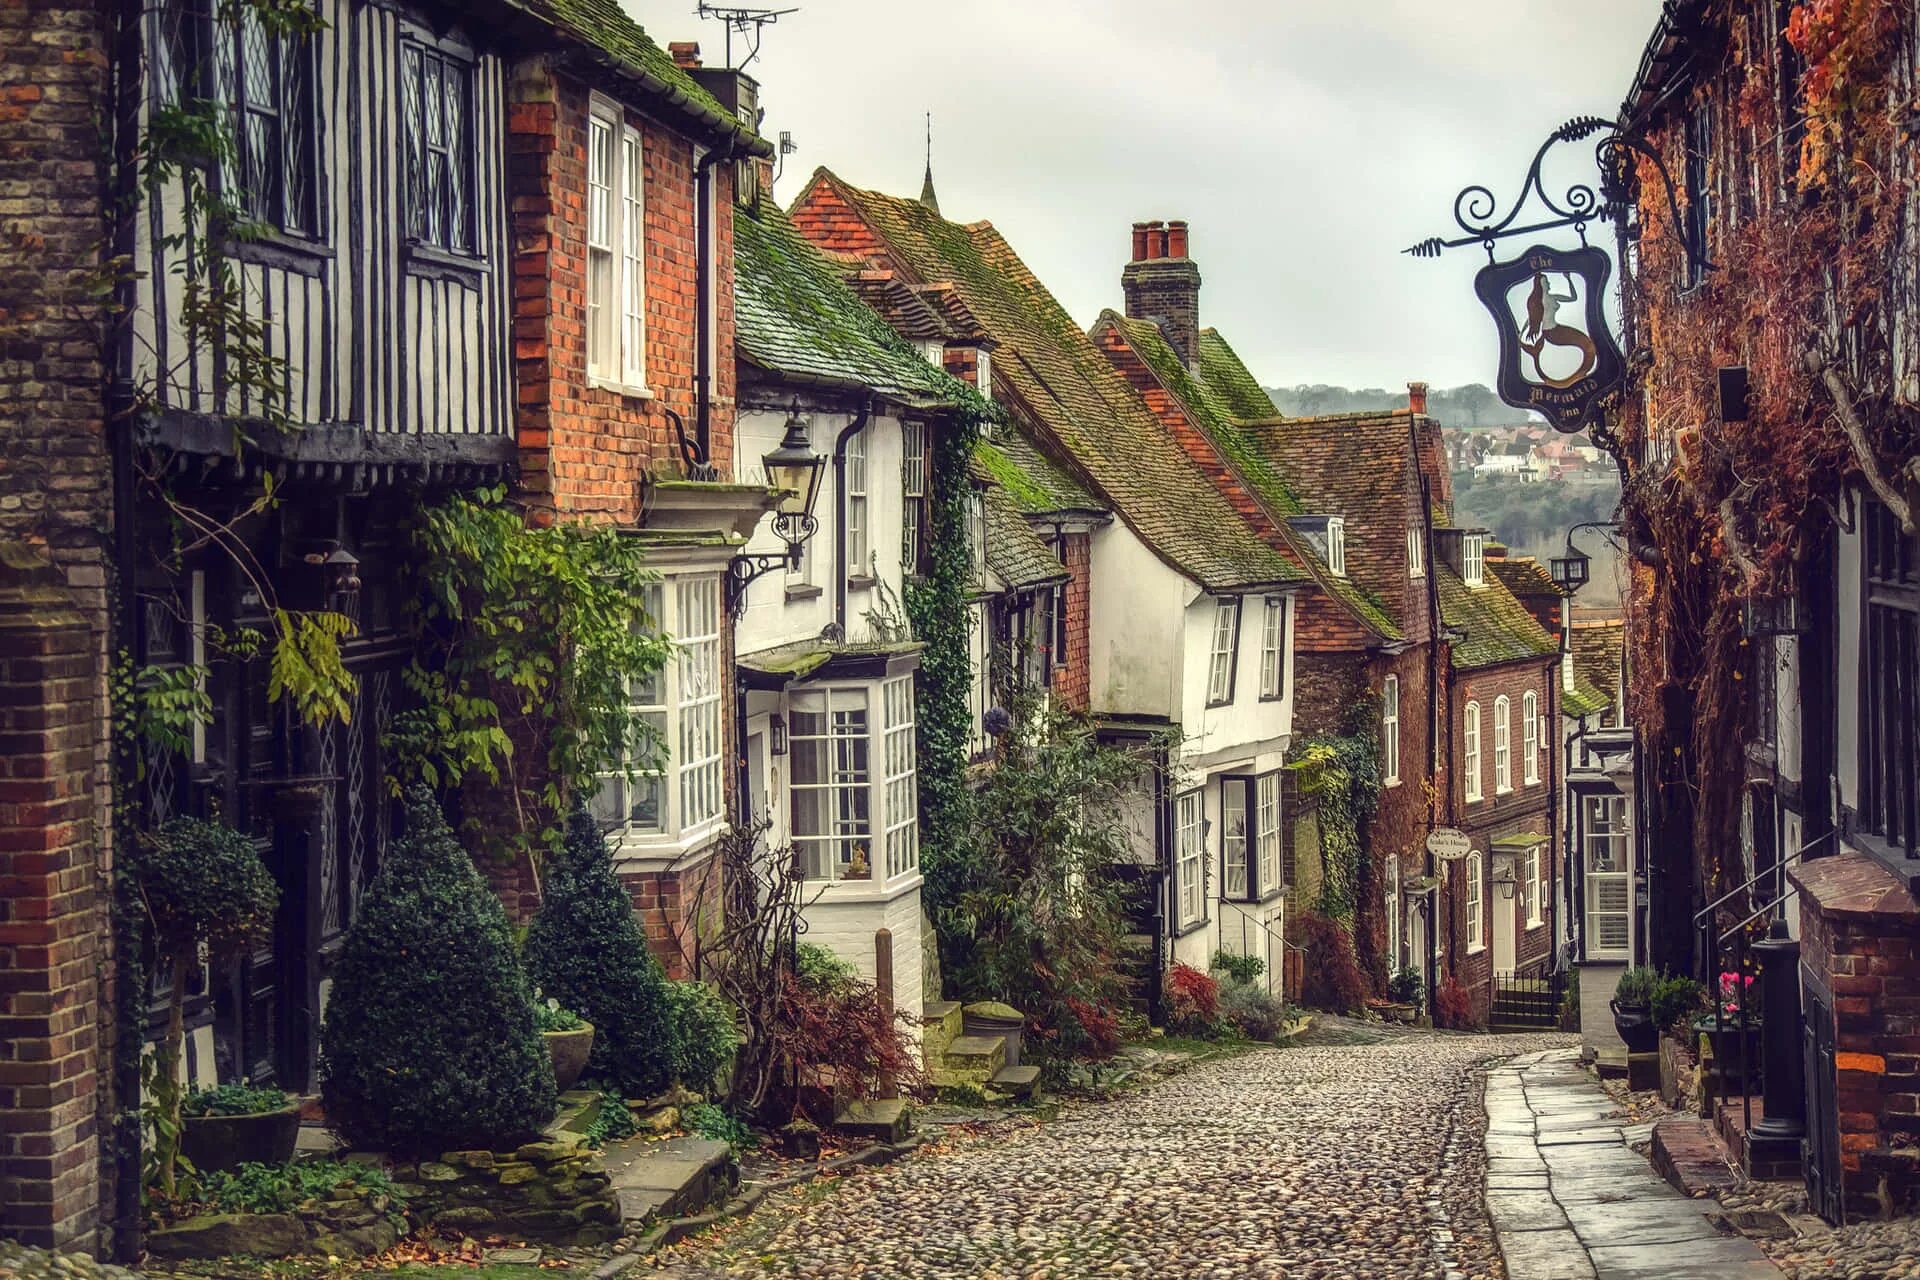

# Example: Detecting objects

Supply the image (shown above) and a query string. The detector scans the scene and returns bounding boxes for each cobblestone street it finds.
[652,1026,1574,1279]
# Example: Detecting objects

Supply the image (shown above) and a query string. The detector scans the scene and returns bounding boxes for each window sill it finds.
[1465,793,1484,805]
[1384,776,1402,789]
[784,583,824,602]
[589,375,655,401]
[404,240,487,285]
[1467,942,1486,956]
[1526,916,1545,930]
[802,872,923,904]
[847,575,876,592]
[1171,915,1211,940]
[230,230,333,277]
[1496,785,1514,797]
[1259,692,1286,704]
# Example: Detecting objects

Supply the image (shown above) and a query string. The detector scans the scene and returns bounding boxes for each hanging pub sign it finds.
[1474,243,1624,434]
[1406,116,1708,440]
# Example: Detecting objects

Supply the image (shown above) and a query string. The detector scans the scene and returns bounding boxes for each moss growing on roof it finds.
[974,440,1055,514]
[805,171,1301,591]
[1562,675,1613,718]
[1437,565,1559,671]
[981,484,1068,591]
[1196,330,1280,421]
[734,199,986,407]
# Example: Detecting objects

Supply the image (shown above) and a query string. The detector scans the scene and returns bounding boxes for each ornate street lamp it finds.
[726,415,827,612]
[1549,548,1590,593]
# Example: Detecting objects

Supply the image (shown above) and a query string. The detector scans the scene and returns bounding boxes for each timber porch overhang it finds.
[138,410,516,489]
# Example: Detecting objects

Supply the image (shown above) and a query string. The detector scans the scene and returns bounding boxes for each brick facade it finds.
[0,0,117,1251]
[1054,531,1091,710]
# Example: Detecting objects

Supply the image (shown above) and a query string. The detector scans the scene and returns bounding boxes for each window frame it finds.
[1326,518,1346,577]
[402,37,477,256]
[1523,690,1541,784]
[1382,675,1401,786]
[585,93,648,393]
[1407,525,1425,577]
[1463,533,1485,587]
[1206,596,1243,707]
[1494,694,1512,794]
[1221,775,1253,902]
[1860,499,1920,857]
[975,347,994,399]
[1524,844,1543,927]
[845,427,869,578]
[1463,701,1483,802]
[1174,789,1207,930]
[1465,851,1484,953]
[900,420,927,576]
[1582,794,1631,959]
[189,1,322,239]
[1049,534,1070,671]
[1258,595,1286,701]
[1255,771,1283,900]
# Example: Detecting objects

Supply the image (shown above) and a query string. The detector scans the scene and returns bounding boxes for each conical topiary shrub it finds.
[525,802,678,1098]
[320,785,556,1153]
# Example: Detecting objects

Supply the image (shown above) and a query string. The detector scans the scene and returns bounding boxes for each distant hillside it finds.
[1262,383,1539,429]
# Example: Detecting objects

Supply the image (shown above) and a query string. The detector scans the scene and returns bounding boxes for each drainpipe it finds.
[831,402,874,635]
[1407,413,1447,1007]
[694,141,744,467]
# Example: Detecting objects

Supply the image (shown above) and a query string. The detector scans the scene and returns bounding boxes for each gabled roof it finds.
[508,0,770,155]
[978,474,1070,592]
[1488,555,1569,603]
[1437,565,1559,671]
[1097,313,1400,641]
[974,435,1103,518]
[792,170,1305,593]
[732,198,983,408]
[1570,620,1624,708]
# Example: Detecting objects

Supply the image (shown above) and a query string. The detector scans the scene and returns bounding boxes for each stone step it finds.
[922,999,964,1061]
[989,1065,1041,1100]
[832,1098,914,1144]
[601,1135,735,1225]
[930,1033,1007,1088]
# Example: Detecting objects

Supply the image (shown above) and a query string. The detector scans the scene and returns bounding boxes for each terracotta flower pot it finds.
[180,1101,302,1173]
[543,1023,595,1093]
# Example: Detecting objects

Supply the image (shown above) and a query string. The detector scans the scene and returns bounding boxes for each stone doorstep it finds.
[1649,1116,1740,1198]
[832,1098,914,1145]
[602,1135,735,1225]
[988,1065,1041,1101]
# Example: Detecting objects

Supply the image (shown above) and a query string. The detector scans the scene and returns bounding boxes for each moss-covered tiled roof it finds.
[508,0,770,154]
[1489,555,1569,602]
[1562,673,1613,718]
[803,171,1304,591]
[974,434,1101,517]
[1570,620,1624,712]
[1195,329,1280,420]
[733,199,984,408]
[980,479,1069,591]
[1437,564,1559,671]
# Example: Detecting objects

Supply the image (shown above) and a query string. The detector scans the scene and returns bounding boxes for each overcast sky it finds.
[628,0,1665,391]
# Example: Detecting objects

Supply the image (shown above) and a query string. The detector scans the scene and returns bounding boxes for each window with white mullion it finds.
[1175,790,1206,927]
[1382,676,1400,785]
[1524,846,1542,926]
[1464,701,1483,802]
[1207,597,1241,705]
[846,428,869,575]
[1259,596,1285,700]
[1222,780,1250,900]
[1465,852,1484,951]
[675,578,723,834]
[900,422,927,573]
[1255,772,1282,897]
[1494,695,1512,793]
[1583,795,1630,957]
[790,688,873,882]
[591,582,666,837]
[586,110,616,379]
[1407,526,1425,577]
[881,677,918,879]
[620,126,646,387]
[1523,691,1540,784]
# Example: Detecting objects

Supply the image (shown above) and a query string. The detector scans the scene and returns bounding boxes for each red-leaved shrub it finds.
[774,971,923,1115]
[1434,975,1474,1029]
[1295,911,1372,1013]
[1061,997,1122,1059]
[1165,962,1222,1035]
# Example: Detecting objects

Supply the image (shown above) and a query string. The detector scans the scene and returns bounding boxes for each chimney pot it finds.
[1131,222,1150,263]
[1408,381,1429,415]
[1166,220,1189,259]
[668,41,701,69]
[1145,221,1168,260]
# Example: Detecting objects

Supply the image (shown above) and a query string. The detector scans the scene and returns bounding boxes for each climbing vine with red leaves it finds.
[1613,0,1917,920]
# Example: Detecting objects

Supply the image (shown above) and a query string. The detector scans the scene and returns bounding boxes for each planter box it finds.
[180,1102,302,1174]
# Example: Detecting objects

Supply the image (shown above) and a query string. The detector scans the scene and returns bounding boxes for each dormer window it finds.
[975,347,994,400]
[1463,533,1485,587]
[1407,526,1425,577]
[920,340,945,366]
[1326,518,1346,577]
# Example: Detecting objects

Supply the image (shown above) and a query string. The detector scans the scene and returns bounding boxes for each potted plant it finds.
[535,996,596,1093]
[1610,966,1662,1054]
[132,816,280,1196]
[1387,966,1424,1017]
[1693,971,1763,1082]
[179,1082,300,1173]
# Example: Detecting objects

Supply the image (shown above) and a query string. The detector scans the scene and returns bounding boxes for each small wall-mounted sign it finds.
[1474,243,1625,434]
[1426,827,1473,862]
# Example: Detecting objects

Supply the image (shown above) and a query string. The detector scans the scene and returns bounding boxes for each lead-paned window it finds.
[1207,597,1241,706]
[193,2,317,235]
[881,676,918,879]
[790,688,872,881]
[1175,789,1206,927]
[1862,499,1920,857]
[586,97,646,386]
[1583,795,1630,957]
[402,42,474,253]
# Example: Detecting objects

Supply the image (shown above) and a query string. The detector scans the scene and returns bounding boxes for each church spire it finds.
[918,112,940,216]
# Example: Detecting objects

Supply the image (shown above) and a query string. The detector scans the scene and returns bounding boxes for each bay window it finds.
[1583,794,1630,958]
[587,96,646,388]
[1222,780,1250,900]
[791,678,920,884]
[1256,773,1283,895]
[1175,790,1205,928]
[1207,597,1242,706]
[593,575,722,846]
[881,677,919,879]
[1494,695,1512,793]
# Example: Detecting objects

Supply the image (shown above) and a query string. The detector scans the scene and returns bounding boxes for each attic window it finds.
[1407,526,1425,577]
[974,348,994,401]
[920,340,945,367]
[1463,533,1485,588]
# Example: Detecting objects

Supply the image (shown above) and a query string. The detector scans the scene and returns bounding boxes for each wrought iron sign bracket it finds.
[1404,115,1708,277]
[723,511,817,616]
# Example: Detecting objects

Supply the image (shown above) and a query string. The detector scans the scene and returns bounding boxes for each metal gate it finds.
[1803,981,1844,1224]
[1490,967,1565,1030]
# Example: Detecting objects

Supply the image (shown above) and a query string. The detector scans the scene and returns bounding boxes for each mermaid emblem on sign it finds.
[1517,272,1598,389]
[1472,244,1624,433]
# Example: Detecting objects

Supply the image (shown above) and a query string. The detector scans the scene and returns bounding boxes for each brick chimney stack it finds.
[669,41,701,69]
[1122,218,1203,368]
[1408,381,1429,416]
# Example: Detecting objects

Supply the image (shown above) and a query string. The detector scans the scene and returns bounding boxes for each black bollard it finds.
[1750,916,1806,1152]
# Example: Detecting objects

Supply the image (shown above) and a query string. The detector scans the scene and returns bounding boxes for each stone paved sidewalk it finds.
[1486,1047,1782,1280]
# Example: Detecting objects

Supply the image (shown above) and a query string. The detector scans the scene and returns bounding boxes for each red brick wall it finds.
[789,172,889,260]
[509,61,737,523]
[620,852,722,980]
[1055,532,1091,710]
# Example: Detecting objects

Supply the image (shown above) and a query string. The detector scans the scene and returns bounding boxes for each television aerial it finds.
[694,3,798,70]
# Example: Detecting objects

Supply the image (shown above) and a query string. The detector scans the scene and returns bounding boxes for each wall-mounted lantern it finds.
[725,415,827,613]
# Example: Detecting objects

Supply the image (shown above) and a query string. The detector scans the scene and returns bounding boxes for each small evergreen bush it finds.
[1613,965,1661,1007]
[667,979,742,1096]
[524,803,678,1098]
[320,786,556,1153]
[1219,982,1291,1041]
[1210,950,1266,987]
